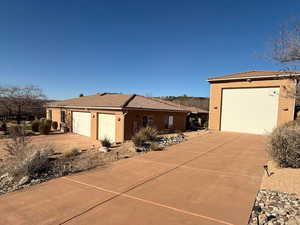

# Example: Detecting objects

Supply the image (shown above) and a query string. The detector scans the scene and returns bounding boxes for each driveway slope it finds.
[0,132,267,225]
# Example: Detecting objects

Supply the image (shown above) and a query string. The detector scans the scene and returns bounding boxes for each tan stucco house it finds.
[208,70,300,134]
[46,93,192,143]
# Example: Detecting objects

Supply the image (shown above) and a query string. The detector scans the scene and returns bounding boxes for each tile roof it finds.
[46,93,134,108]
[47,93,197,112]
[150,97,208,113]
[207,70,300,82]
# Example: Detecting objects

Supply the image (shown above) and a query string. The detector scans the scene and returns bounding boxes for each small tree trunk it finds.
[17,105,21,124]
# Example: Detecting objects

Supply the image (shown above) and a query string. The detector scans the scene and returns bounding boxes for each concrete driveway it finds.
[0,132,267,225]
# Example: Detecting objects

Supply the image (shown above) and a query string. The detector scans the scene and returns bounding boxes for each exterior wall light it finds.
[263,165,270,176]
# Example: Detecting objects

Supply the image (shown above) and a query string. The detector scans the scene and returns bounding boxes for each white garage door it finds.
[98,114,116,143]
[221,87,279,134]
[72,112,91,137]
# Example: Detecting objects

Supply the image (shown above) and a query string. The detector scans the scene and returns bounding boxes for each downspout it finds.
[122,111,128,142]
[121,94,135,142]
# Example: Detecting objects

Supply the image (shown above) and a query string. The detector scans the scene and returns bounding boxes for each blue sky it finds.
[1,0,299,100]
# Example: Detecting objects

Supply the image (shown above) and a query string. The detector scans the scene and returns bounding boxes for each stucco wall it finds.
[46,107,187,142]
[208,78,297,131]
[46,107,125,143]
[124,110,187,140]
[48,108,61,124]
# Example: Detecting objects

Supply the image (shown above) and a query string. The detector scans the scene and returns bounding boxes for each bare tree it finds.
[0,85,46,124]
[272,23,300,65]
[270,21,300,107]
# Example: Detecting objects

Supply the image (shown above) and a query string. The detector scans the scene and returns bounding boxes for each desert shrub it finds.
[31,120,40,132]
[3,133,54,179]
[142,126,158,141]
[150,142,162,151]
[14,146,54,178]
[132,127,158,147]
[132,131,147,147]
[101,137,112,148]
[39,119,52,135]
[63,147,81,158]
[4,134,30,156]
[53,152,103,175]
[52,121,58,130]
[267,121,300,168]
[8,126,24,137]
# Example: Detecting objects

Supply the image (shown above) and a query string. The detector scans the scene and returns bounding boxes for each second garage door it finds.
[72,112,91,137]
[221,87,279,134]
[98,114,116,143]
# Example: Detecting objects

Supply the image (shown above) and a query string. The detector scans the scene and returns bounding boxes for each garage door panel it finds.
[98,114,116,143]
[72,112,91,137]
[221,87,279,134]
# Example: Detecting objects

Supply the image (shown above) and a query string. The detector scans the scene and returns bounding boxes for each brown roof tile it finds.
[207,70,300,82]
[47,93,191,112]
[148,97,208,113]
[47,93,133,108]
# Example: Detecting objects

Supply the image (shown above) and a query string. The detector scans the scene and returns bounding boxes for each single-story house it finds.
[46,93,192,143]
[208,70,300,134]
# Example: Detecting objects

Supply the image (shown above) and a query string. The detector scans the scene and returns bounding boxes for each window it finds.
[164,115,174,129]
[47,110,52,120]
[142,115,154,127]
[61,111,66,123]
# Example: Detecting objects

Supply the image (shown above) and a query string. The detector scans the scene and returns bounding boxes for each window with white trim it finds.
[164,115,174,129]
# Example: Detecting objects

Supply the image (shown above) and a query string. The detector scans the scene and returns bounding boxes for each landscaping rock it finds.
[0,173,14,194]
[156,134,185,147]
[136,146,147,152]
[99,147,108,152]
[18,176,29,186]
[30,179,41,185]
[249,190,300,225]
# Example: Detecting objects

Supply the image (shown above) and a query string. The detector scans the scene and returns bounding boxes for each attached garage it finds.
[72,112,91,137]
[98,114,116,143]
[46,93,189,143]
[208,71,299,135]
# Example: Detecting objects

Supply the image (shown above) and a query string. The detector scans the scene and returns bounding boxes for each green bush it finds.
[101,137,112,148]
[45,119,52,127]
[203,120,208,128]
[52,121,58,130]
[267,121,300,168]
[0,121,7,132]
[61,122,69,133]
[31,120,40,132]
[39,119,52,135]
[8,126,24,137]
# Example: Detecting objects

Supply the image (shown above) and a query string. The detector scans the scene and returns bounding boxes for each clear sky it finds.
[1,0,299,100]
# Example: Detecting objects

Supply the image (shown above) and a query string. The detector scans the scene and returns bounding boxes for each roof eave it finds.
[46,105,123,110]
[46,105,189,112]
[207,74,300,82]
[124,107,190,113]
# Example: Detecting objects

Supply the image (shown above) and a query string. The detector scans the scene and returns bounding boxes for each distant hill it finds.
[158,95,209,111]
